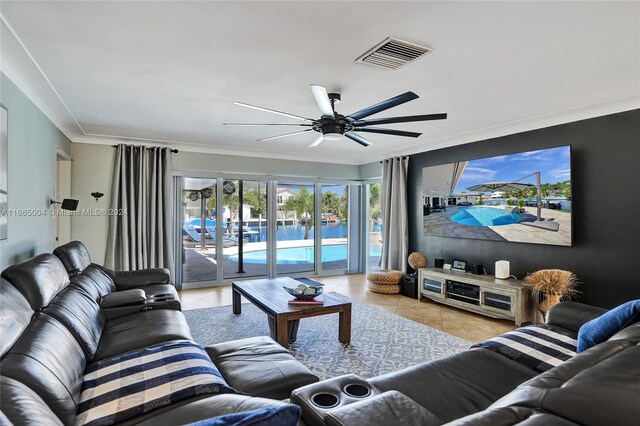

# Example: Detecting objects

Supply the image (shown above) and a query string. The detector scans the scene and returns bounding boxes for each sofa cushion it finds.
[53,240,93,276]
[368,349,537,422]
[206,336,319,400]
[78,341,235,426]
[577,300,640,352]
[0,278,34,357]
[0,313,86,424]
[72,265,116,301]
[1,254,70,310]
[94,310,193,361]
[186,405,301,426]
[43,286,105,359]
[0,376,64,426]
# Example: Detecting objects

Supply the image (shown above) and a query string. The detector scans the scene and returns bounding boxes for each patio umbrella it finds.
[466,182,532,193]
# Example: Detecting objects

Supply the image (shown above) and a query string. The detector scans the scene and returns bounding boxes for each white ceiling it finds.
[1,1,638,165]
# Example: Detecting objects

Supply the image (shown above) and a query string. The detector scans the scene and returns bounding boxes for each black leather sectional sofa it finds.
[1,241,638,425]
[0,246,297,425]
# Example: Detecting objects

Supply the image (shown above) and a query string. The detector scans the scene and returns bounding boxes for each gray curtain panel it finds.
[381,156,409,272]
[105,145,175,280]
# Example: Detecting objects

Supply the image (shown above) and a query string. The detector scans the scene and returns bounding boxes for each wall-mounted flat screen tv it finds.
[422,145,571,246]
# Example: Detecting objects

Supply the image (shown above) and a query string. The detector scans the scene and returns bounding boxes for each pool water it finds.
[186,222,383,241]
[451,207,521,227]
[229,244,382,265]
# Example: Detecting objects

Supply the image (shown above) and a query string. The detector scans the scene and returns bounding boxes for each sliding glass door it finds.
[223,180,268,280]
[182,178,217,283]
[321,184,348,271]
[179,177,359,287]
[367,183,382,271]
[276,182,315,275]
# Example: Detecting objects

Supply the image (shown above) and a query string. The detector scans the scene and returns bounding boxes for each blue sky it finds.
[454,146,571,193]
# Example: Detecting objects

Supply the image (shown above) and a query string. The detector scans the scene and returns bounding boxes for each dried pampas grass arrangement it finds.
[524,269,579,315]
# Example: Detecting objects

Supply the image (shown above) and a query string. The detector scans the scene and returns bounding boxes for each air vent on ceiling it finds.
[356,37,433,70]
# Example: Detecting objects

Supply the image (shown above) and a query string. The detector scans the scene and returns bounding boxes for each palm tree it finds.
[369,183,381,220]
[283,189,315,239]
[322,191,341,218]
[207,186,266,222]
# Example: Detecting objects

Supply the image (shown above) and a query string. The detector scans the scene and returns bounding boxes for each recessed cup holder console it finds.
[343,383,371,398]
[311,393,339,409]
[291,374,381,426]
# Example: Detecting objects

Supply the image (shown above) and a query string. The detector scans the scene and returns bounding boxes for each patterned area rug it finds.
[184,293,471,380]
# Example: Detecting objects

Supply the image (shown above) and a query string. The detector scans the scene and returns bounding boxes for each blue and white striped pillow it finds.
[77,341,235,426]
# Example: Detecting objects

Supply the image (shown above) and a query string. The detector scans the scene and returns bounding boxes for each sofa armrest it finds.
[545,302,608,332]
[100,289,146,309]
[324,391,443,426]
[112,268,171,290]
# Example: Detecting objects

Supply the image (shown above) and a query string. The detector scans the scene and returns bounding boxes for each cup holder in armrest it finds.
[343,383,371,398]
[311,393,339,409]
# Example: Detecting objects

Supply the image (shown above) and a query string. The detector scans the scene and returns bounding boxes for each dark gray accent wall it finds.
[408,109,640,308]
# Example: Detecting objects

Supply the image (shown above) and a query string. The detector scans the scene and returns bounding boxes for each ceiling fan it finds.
[223,85,447,148]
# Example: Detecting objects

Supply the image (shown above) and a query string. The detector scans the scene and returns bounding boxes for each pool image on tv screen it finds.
[422,146,572,246]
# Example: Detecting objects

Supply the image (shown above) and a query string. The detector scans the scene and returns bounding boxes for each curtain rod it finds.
[112,145,178,153]
[380,155,409,163]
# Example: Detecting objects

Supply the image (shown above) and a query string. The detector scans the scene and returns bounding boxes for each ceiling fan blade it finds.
[310,84,334,117]
[345,132,372,147]
[309,135,324,148]
[257,129,313,142]
[347,91,419,121]
[233,101,313,121]
[356,127,422,138]
[223,123,312,126]
[354,113,447,127]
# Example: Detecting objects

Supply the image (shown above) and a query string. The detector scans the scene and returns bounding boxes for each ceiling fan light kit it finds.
[224,84,447,148]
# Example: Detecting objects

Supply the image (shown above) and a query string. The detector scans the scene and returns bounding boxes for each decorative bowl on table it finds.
[283,284,324,301]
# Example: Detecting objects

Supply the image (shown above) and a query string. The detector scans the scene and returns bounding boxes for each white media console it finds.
[418,267,537,326]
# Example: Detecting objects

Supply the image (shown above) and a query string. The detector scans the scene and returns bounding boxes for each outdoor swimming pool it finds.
[451,206,521,227]
[228,244,382,264]
[185,222,383,241]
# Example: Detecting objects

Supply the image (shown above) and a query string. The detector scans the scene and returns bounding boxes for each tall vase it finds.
[539,293,562,316]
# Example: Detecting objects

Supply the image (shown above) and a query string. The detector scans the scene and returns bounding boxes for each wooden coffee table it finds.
[232,277,352,347]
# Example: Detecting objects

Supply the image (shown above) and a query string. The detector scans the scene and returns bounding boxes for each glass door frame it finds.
[175,171,365,289]
[363,179,382,273]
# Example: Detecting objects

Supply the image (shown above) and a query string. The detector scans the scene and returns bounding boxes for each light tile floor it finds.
[179,274,516,343]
